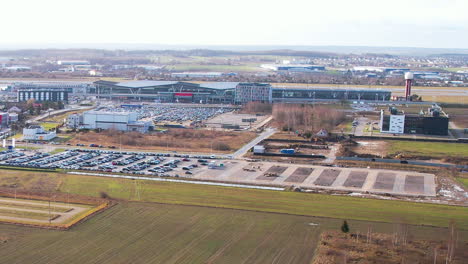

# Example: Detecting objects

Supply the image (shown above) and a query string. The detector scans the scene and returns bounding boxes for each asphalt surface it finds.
[232,128,277,158]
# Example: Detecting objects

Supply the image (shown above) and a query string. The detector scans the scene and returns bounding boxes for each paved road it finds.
[27,105,94,124]
[352,117,371,136]
[232,128,277,158]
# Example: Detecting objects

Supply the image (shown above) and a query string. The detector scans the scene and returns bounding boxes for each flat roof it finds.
[85,111,134,115]
[115,81,178,88]
[272,86,391,92]
[200,82,239,89]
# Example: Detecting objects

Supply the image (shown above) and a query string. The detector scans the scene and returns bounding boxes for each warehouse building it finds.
[380,107,449,135]
[261,64,325,72]
[17,89,69,102]
[81,111,152,133]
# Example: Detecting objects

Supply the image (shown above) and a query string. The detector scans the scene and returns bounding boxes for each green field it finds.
[0,208,58,221]
[456,177,468,188]
[0,169,467,263]
[39,122,60,130]
[0,202,464,264]
[388,141,468,158]
[0,170,467,229]
[60,174,468,230]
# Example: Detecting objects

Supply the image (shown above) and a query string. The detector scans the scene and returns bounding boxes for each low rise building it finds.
[81,111,152,133]
[380,106,449,135]
[66,113,83,129]
[0,112,8,128]
[23,125,56,141]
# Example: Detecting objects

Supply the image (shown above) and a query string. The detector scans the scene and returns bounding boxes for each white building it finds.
[66,113,83,129]
[9,113,18,123]
[82,111,151,133]
[23,125,56,141]
[253,145,265,154]
[380,110,405,134]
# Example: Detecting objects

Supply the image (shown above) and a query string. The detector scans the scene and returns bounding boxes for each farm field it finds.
[60,174,468,230]
[0,169,466,229]
[0,202,466,264]
[387,141,468,159]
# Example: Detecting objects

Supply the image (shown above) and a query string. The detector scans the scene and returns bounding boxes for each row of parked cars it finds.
[0,147,226,178]
[151,106,234,124]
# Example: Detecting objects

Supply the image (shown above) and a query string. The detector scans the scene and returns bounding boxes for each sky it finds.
[1,0,468,49]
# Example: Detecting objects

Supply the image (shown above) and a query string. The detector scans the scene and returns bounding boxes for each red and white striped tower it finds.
[404,72,414,100]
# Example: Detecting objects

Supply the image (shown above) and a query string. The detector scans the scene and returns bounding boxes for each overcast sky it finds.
[1,0,467,49]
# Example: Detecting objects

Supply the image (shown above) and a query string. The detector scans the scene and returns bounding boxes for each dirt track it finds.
[0,197,91,224]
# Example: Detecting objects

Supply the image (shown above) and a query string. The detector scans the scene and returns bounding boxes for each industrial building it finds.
[23,125,56,141]
[261,64,325,72]
[79,111,152,133]
[171,72,232,78]
[17,89,69,103]
[380,106,449,135]
[94,80,392,104]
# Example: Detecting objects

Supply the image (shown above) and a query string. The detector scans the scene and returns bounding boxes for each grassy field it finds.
[60,174,468,230]
[39,122,60,131]
[387,141,468,159]
[0,169,467,229]
[0,202,465,264]
[456,177,468,189]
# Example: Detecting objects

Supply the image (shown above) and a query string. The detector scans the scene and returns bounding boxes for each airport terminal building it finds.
[94,80,392,104]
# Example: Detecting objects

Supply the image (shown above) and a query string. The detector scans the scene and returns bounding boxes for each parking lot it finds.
[100,104,235,127]
[0,149,222,177]
[205,112,270,129]
[0,149,436,197]
[186,161,437,197]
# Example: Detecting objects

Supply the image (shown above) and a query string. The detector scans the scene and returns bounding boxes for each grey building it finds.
[17,89,69,102]
[235,83,272,103]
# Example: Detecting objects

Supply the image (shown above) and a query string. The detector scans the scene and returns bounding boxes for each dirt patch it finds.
[256,166,288,181]
[284,168,314,183]
[351,140,389,157]
[313,230,468,264]
[343,171,368,188]
[69,129,257,153]
[373,172,396,190]
[405,175,425,193]
[314,169,341,186]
